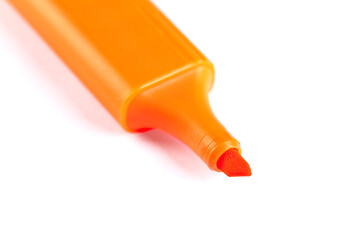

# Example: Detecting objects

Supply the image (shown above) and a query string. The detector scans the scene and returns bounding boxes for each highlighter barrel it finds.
[9,0,251,176]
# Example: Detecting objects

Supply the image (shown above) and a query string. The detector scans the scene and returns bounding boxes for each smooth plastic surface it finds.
[9,0,251,175]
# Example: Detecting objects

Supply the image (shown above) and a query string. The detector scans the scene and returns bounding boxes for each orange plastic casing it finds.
[9,0,242,171]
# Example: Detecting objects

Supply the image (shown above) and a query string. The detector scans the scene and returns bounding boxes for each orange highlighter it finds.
[9,0,252,177]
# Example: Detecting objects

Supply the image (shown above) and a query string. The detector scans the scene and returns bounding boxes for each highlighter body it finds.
[9,0,251,176]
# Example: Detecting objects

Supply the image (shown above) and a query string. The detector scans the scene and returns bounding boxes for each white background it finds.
[0,0,359,239]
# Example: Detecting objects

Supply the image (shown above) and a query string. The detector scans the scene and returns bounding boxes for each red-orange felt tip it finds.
[217,149,252,177]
